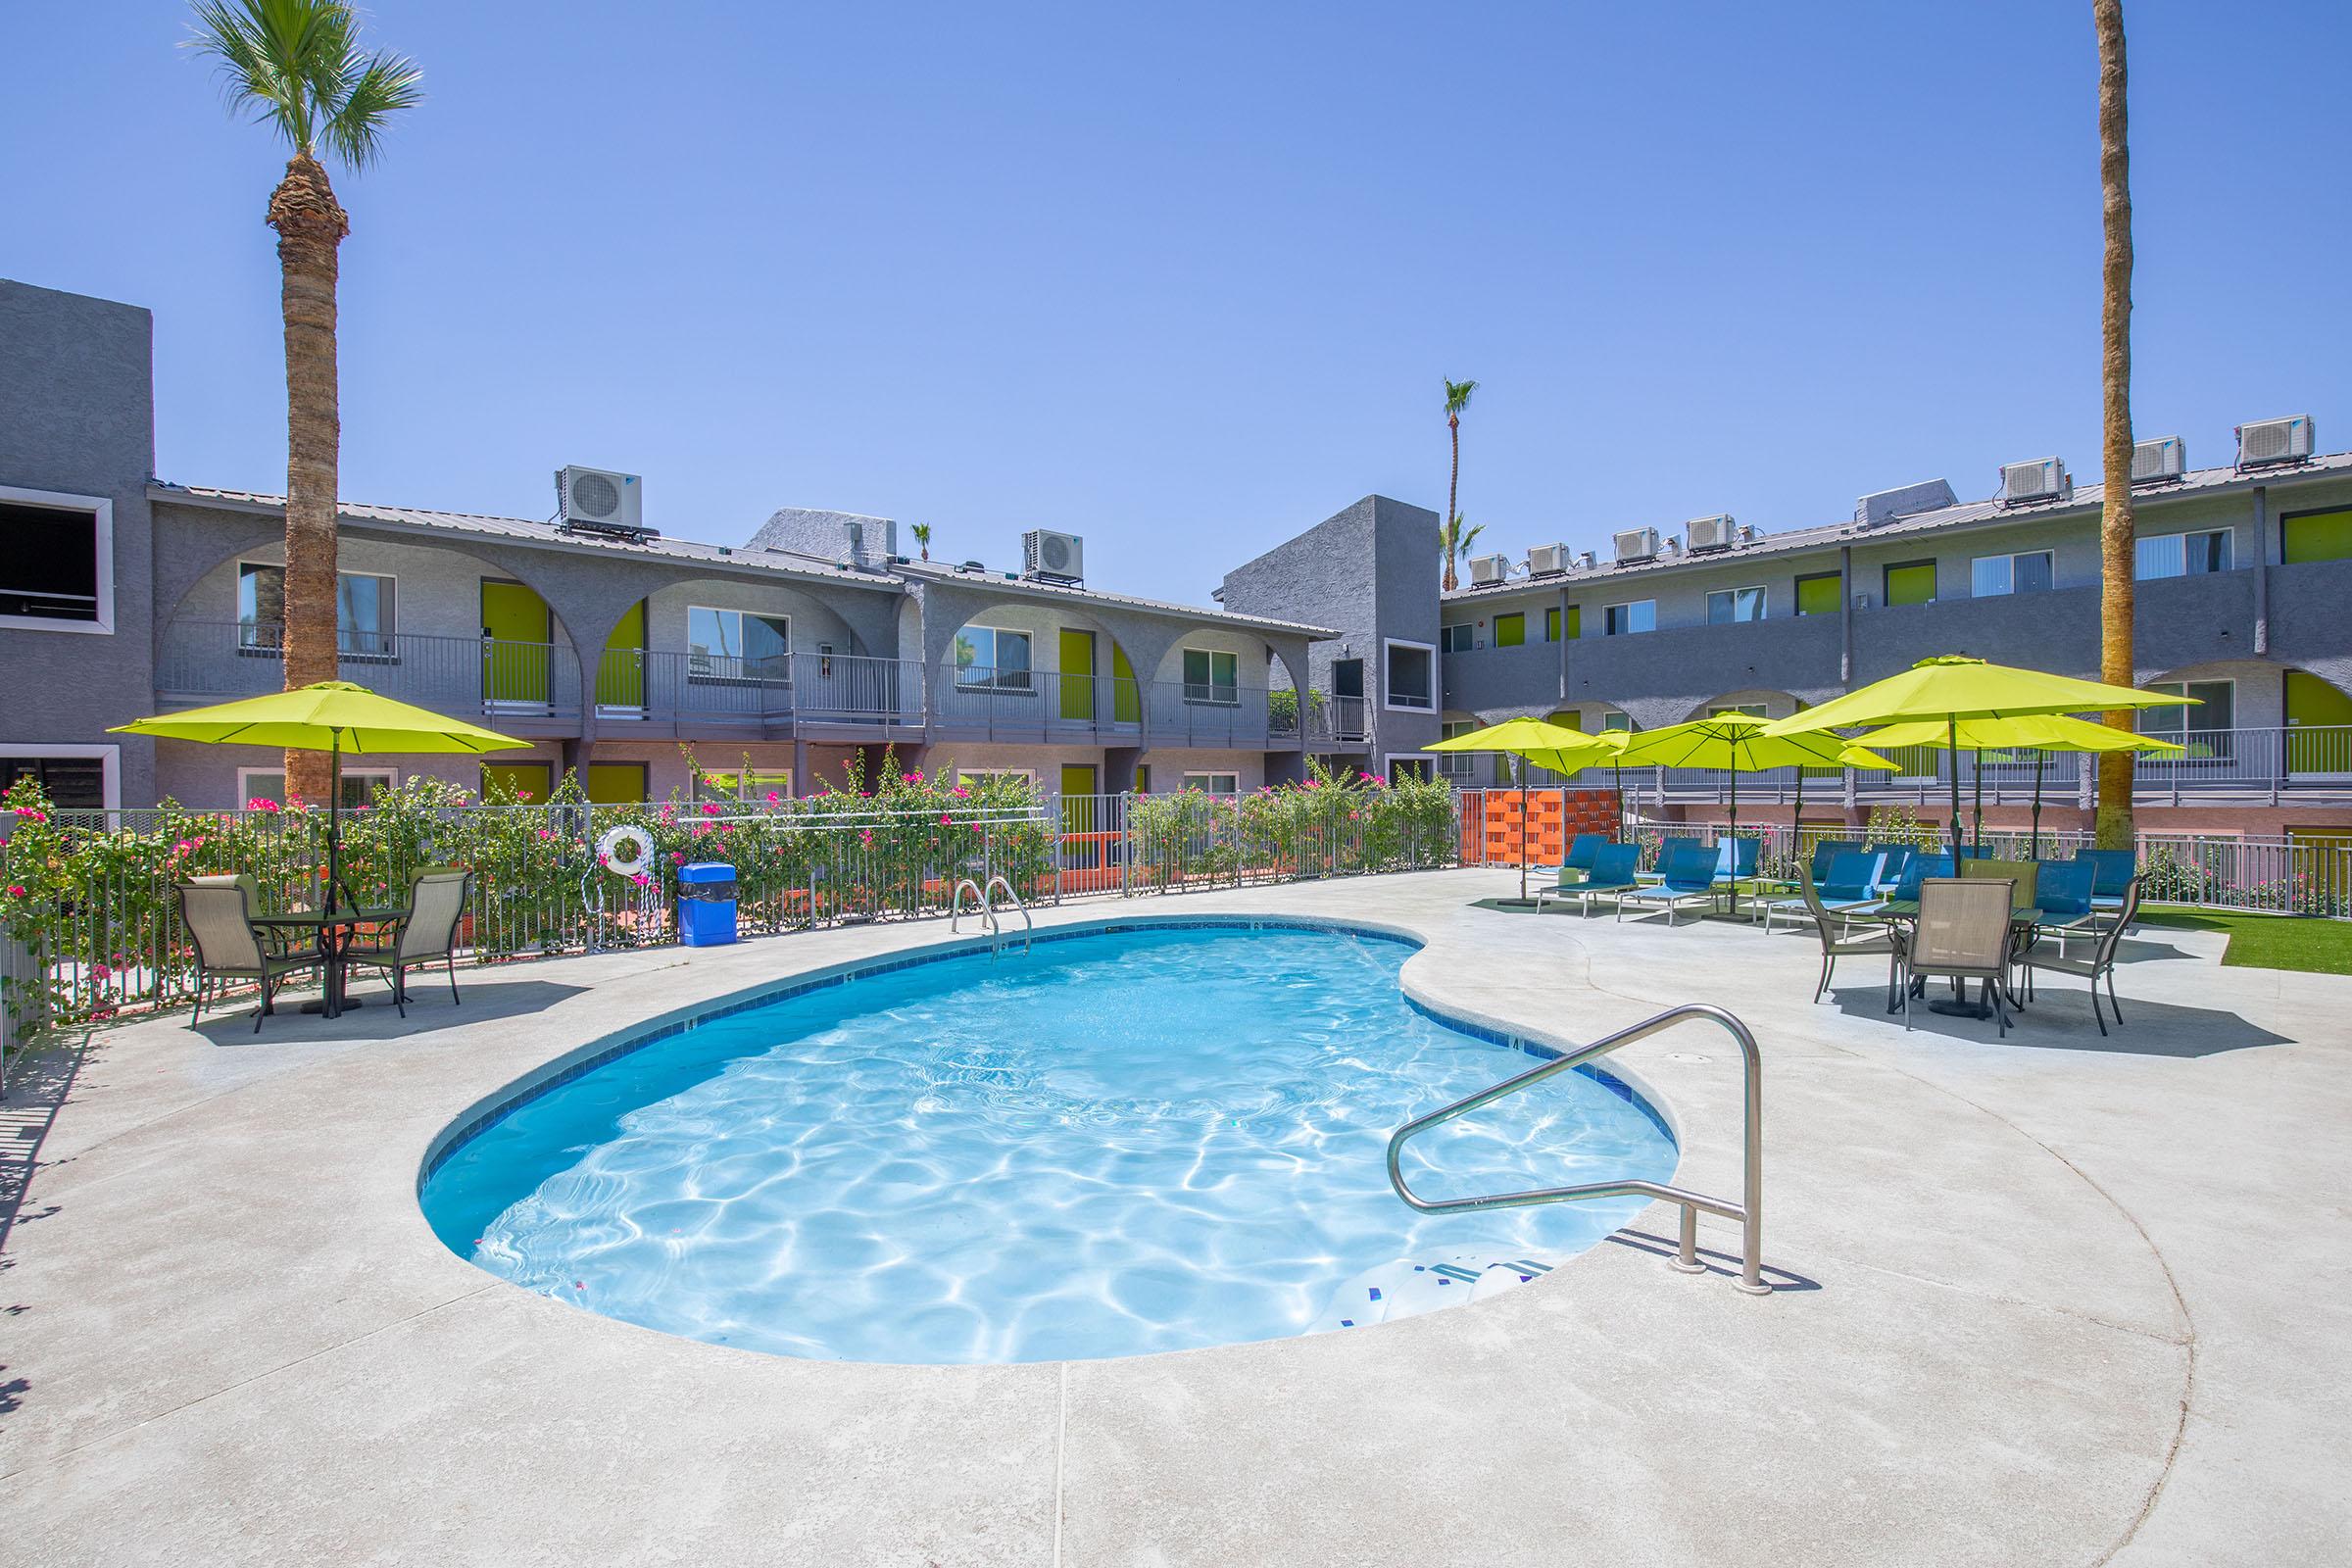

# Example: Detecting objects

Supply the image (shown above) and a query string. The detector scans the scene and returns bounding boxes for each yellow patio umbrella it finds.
[1429,717,1622,903]
[1763,657,2190,858]
[1851,712,2183,858]
[111,680,529,908]
[1610,714,1895,912]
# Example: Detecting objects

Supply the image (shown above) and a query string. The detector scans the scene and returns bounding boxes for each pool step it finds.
[1310,1253,1552,1334]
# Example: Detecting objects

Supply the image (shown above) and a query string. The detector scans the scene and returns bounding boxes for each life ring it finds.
[596,823,656,878]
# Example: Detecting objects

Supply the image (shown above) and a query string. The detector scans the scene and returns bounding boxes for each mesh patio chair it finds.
[1807,839,1864,883]
[2032,859,2098,955]
[1617,840,1719,926]
[1802,870,1901,1004]
[1903,877,2019,1036]
[1887,852,1956,903]
[1962,857,2039,912]
[1539,842,1642,916]
[1760,850,1884,933]
[344,867,473,1017]
[1560,833,1609,879]
[1866,843,1917,895]
[178,873,324,1033]
[2025,876,2140,1036]
[2078,849,2138,923]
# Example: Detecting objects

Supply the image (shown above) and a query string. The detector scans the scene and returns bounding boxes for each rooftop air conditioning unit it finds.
[1526,543,1570,578]
[1685,514,1738,553]
[2132,436,2187,484]
[1467,553,1509,587]
[1612,526,1660,564]
[1575,549,1597,570]
[2235,415,2314,469]
[556,466,655,539]
[1998,457,2071,507]
[1021,529,1085,583]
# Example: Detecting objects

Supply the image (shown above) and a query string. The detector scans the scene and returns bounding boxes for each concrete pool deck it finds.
[1,868,2347,1566]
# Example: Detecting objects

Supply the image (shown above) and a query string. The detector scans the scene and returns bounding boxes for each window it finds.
[239,765,393,810]
[1384,639,1435,710]
[955,625,1033,690]
[0,488,112,632]
[1183,647,1240,704]
[2140,680,2233,744]
[2135,530,2232,580]
[1884,561,1936,607]
[237,563,396,656]
[688,607,790,680]
[1710,704,1767,719]
[1546,606,1572,641]
[1184,771,1240,794]
[1971,551,2054,597]
[1493,612,1526,648]
[1436,719,1481,782]
[1133,764,1152,794]
[1705,586,1766,624]
[2282,508,2352,564]
[1795,571,1842,616]
[1440,623,1475,654]
[1599,711,1632,732]
[955,767,1035,788]
[0,749,117,810]
[1603,601,1655,636]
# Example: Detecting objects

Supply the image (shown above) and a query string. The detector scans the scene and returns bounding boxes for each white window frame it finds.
[1971,550,2055,598]
[1181,646,1241,706]
[954,767,1036,788]
[2134,529,2234,580]
[236,763,396,808]
[1383,637,1437,712]
[1704,586,1767,625]
[1182,771,1241,794]
[1439,623,1475,655]
[687,605,792,682]
[237,559,399,658]
[1603,600,1657,636]
[0,743,121,810]
[0,485,115,635]
[954,624,1034,692]
[2139,678,2235,740]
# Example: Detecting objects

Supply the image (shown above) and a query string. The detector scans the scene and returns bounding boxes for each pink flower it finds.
[906,770,923,783]
[536,828,553,840]
[939,814,953,826]
[631,872,653,888]
[5,885,24,898]
[93,962,113,981]
[950,786,970,799]
[701,802,721,816]
[516,791,535,803]
[763,791,782,805]
[670,851,685,864]
[859,829,875,848]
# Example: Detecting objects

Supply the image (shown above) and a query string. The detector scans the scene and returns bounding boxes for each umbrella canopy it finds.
[112,681,528,915]
[1427,717,1623,903]
[1762,657,2189,857]
[1850,711,2183,858]
[108,680,527,754]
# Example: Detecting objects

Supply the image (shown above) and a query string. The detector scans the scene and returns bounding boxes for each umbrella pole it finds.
[1516,755,1529,904]
[1727,767,1740,916]
[1972,747,1984,854]
[328,736,344,910]
[2032,752,2045,859]
[1792,767,1805,879]
[1946,715,1964,860]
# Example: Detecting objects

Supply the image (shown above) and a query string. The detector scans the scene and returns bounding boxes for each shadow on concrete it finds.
[188,978,590,1048]
[1608,1228,1821,1294]
[0,1029,90,1256]
[1823,983,2293,1058]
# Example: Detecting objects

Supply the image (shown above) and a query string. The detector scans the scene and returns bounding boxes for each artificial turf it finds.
[2135,906,2352,975]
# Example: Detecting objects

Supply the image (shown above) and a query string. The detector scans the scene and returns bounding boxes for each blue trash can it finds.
[677,861,739,947]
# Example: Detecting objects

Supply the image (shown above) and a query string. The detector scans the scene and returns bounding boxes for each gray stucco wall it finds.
[0,278,160,807]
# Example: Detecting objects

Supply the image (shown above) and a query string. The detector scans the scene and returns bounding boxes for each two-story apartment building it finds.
[1,279,1345,811]
[1431,442,2352,837]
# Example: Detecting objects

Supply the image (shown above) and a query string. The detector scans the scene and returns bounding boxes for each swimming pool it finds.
[419,921,1678,1364]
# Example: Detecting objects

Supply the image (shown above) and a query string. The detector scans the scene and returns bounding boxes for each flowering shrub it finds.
[1124,758,1453,886]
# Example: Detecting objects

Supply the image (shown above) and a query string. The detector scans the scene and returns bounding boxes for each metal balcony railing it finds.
[158,620,584,719]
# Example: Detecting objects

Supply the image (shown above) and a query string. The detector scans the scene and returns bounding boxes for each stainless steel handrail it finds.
[949,878,996,946]
[1386,1003,1768,1295]
[982,874,1032,955]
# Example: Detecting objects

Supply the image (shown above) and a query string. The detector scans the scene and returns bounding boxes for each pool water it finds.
[420,924,1677,1364]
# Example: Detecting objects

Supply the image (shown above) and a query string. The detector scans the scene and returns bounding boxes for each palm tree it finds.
[1453,518,1484,575]
[2093,0,2136,851]
[1442,378,1478,590]
[186,1,420,805]
[910,522,932,562]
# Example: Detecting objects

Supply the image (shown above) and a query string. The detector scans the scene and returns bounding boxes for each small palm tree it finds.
[2093,0,2136,850]
[1442,378,1478,590]
[186,0,420,803]
[910,522,932,562]
[1454,518,1484,570]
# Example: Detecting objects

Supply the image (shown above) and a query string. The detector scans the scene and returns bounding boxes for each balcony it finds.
[158,621,583,732]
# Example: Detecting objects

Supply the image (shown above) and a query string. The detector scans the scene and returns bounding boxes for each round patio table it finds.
[249,907,405,1019]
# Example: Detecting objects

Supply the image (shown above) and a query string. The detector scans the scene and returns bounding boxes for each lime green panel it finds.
[2286,671,2352,774]
[1058,629,1096,721]
[1059,763,1099,833]
[1796,573,1842,616]
[598,601,646,709]
[1494,612,1525,648]
[1885,563,1936,608]
[2282,510,2352,564]
[1110,643,1140,723]
[480,581,551,704]
[480,761,552,803]
[585,762,647,805]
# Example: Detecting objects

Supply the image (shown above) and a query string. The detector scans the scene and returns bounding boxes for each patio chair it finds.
[1617,840,1719,926]
[1806,839,1864,883]
[343,867,473,1017]
[1712,836,1760,889]
[1887,852,1956,904]
[1539,842,1642,916]
[178,873,324,1033]
[1962,857,2039,912]
[1801,870,1902,1004]
[1550,833,1610,884]
[2078,849,2138,922]
[2025,876,2140,1036]
[1759,850,1884,933]
[1903,877,2019,1037]
[1867,843,1917,896]
[2032,859,2097,955]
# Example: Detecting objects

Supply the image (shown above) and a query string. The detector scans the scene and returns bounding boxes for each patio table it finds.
[250,907,405,1019]
[1867,899,2045,1020]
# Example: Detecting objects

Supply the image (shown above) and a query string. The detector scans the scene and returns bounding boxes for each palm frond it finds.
[183,0,417,168]
[1456,522,1485,559]
[1445,377,1479,416]
[324,49,424,170]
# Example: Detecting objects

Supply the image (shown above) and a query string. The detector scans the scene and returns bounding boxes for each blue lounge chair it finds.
[1888,852,1955,903]
[1539,842,1642,916]
[1558,833,1609,881]
[1760,850,1885,933]
[2033,858,2098,954]
[1713,836,1760,887]
[1867,843,1916,896]
[2077,849,2137,921]
[1618,840,1721,926]
[1806,839,1863,884]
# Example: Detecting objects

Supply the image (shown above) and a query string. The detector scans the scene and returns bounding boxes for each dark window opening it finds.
[1,501,101,621]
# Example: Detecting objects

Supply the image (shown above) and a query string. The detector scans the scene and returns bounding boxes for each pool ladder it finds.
[1386,1003,1769,1295]
[950,875,1033,958]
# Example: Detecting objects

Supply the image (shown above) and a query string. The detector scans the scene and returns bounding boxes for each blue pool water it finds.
[420,923,1677,1364]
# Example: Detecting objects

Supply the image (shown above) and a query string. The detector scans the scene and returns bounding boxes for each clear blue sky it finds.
[7,1,2348,603]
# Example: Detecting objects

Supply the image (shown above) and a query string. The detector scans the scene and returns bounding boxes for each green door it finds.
[481,760,553,803]
[1060,762,1098,833]
[598,601,646,710]
[586,762,647,804]
[1110,642,1141,723]
[2286,670,2352,775]
[2282,510,2352,564]
[481,581,552,706]
[1058,628,1096,721]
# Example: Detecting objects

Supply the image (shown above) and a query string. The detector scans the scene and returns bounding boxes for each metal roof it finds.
[1441,450,2352,603]
[894,560,1337,638]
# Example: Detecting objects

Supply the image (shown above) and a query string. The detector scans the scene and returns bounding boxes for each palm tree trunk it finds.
[1444,416,1460,592]
[270,152,351,806]
[2093,0,2137,852]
